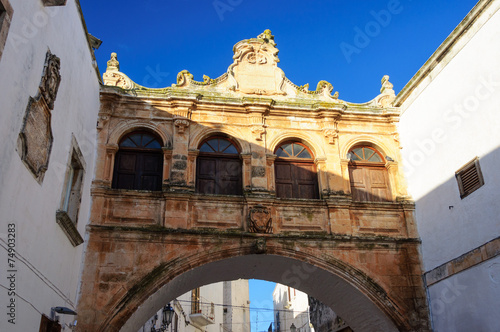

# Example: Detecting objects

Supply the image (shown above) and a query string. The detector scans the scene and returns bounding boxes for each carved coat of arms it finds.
[18,51,61,182]
[248,205,272,233]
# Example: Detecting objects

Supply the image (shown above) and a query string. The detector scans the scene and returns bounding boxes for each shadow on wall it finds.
[413,146,500,270]
[410,146,500,331]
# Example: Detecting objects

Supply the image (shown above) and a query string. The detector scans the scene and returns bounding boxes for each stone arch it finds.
[107,120,172,148]
[189,126,250,154]
[268,131,326,159]
[79,234,414,332]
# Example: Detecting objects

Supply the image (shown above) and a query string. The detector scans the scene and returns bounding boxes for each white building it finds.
[273,284,313,332]
[0,0,100,331]
[138,280,250,332]
[396,0,500,331]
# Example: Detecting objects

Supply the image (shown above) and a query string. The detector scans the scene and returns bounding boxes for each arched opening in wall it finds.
[347,146,391,202]
[196,136,242,195]
[134,278,351,332]
[274,141,319,199]
[112,131,163,191]
[102,254,404,332]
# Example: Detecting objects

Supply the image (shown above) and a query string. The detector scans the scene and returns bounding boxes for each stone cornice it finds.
[99,86,399,121]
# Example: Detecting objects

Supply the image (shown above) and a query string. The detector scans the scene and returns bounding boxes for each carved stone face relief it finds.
[248,204,273,233]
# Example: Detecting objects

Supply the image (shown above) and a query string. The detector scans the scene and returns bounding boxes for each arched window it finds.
[196,137,242,195]
[348,146,391,202]
[112,131,163,191]
[274,141,318,199]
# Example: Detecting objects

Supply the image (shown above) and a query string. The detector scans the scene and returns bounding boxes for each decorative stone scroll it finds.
[248,204,273,233]
[18,51,61,182]
[103,53,134,89]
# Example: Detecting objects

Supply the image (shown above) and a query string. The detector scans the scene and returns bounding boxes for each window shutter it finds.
[39,315,62,332]
[456,157,484,199]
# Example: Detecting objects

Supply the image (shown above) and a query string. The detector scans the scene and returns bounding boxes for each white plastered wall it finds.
[0,0,100,331]
[399,2,500,272]
[398,2,500,330]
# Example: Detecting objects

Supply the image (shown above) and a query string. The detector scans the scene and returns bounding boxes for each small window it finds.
[348,146,391,202]
[191,288,201,314]
[274,141,318,199]
[456,157,484,199]
[173,313,178,332]
[112,131,163,191]
[349,147,383,162]
[56,137,85,246]
[39,314,61,332]
[61,153,84,223]
[196,137,242,195]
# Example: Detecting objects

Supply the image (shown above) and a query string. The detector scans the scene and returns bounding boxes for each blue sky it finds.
[81,0,478,103]
[249,279,276,332]
[79,1,480,331]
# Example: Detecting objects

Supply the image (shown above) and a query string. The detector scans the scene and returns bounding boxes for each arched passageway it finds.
[76,229,429,332]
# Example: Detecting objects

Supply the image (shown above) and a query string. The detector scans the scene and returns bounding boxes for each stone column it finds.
[339,158,352,196]
[169,102,193,191]
[241,153,252,192]
[103,144,118,186]
[187,149,199,190]
[315,157,327,198]
[265,154,276,195]
[386,161,399,200]
[245,103,269,195]
[162,148,173,190]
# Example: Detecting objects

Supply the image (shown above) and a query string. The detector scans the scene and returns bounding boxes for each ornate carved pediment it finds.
[229,29,286,95]
[102,32,403,108]
[248,204,272,233]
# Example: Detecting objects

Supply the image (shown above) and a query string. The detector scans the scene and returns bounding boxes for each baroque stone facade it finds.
[78,31,430,332]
